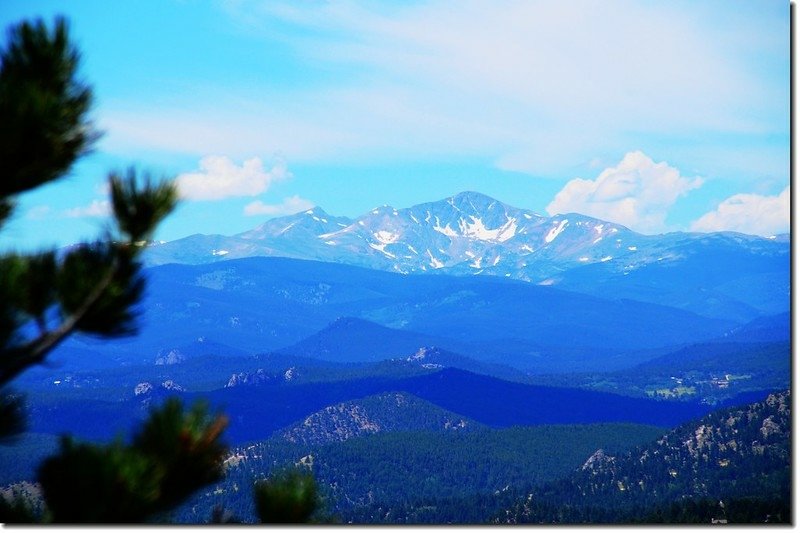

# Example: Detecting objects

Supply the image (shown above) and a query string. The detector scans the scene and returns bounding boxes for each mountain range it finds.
[143,191,789,323]
[37,185,789,378]
[7,191,790,525]
[36,255,749,378]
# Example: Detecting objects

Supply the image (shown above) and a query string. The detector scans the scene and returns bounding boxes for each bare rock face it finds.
[765,391,789,415]
[134,382,154,396]
[161,380,185,392]
[581,449,616,473]
[406,347,445,369]
[407,347,432,361]
[226,369,271,388]
[284,404,381,445]
[155,349,185,366]
[0,481,44,517]
[134,380,185,399]
[225,367,300,388]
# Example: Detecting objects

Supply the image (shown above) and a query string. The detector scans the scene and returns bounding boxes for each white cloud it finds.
[243,195,315,217]
[690,187,790,237]
[64,200,112,218]
[546,151,703,234]
[100,1,786,181]
[176,156,290,201]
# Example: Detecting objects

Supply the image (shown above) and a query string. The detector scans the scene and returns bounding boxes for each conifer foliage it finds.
[0,16,318,524]
[0,16,176,415]
[37,399,228,523]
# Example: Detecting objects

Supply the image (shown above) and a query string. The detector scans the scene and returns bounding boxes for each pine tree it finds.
[0,16,319,524]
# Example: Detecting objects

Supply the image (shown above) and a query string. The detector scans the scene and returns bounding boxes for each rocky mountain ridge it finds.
[143,191,788,288]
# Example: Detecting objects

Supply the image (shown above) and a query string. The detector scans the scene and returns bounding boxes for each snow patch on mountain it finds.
[427,250,444,269]
[497,219,518,242]
[279,222,297,234]
[374,230,400,244]
[433,217,458,238]
[459,215,518,242]
[545,219,569,243]
[369,243,396,258]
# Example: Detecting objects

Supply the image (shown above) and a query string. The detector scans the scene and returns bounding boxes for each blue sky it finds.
[0,0,790,249]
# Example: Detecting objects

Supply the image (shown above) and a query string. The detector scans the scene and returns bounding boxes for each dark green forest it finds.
[176,422,664,523]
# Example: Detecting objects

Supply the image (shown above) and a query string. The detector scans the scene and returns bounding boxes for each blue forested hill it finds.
[50,255,743,375]
[25,361,776,447]
[716,311,790,343]
[521,338,789,404]
[184,368,752,444]
[276,317,526,378]
[277,316,453,362]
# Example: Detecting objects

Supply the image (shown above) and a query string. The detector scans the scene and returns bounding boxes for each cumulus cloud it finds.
[64,200,111,218]
[546,151,703,234]
[176,155,290,201]
[243,195,315,217]
[690,187,790,237]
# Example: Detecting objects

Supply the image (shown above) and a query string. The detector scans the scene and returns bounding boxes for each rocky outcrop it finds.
[504,391,790,523]
[279,392,479,446]
[155,349,185,366]
[225,369,272,388]
[134,380,185,403]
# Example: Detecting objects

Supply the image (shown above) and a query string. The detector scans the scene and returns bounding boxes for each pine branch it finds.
[0,259,116,387]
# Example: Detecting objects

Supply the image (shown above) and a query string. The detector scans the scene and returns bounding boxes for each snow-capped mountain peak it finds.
[143,192,788,287]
